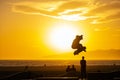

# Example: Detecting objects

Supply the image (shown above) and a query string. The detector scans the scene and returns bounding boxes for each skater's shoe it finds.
[74,50,79,55]
[83,47,86,52]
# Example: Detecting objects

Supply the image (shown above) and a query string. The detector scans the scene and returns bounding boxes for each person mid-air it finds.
[71,35,86,55]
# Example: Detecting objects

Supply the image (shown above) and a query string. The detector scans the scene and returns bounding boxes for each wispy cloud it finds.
[11,0,120,24]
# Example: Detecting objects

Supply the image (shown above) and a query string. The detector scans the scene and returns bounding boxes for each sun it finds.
[47,23,82,52]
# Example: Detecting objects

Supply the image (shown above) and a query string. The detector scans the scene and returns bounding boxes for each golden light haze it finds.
[45,23,83,52]
[0,0,120,60]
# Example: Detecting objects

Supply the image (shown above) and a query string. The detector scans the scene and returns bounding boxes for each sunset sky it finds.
[0,0,120,60]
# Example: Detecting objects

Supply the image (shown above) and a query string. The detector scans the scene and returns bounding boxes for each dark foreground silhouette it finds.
[80,56,86,80]
[71,35,86,55]
[66,65,76,73]
[0,65,120,80]
[0,58,120,80]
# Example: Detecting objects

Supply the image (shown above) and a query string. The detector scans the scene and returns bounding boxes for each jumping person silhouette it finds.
[71,35,86,55]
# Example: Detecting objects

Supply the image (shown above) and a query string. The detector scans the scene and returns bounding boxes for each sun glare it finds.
[60,15,87,21]
[47,23,82,52]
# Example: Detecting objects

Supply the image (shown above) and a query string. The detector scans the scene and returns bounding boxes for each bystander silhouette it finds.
[71,65,76,72]
[66,65,71,72]
[80,56,86,80]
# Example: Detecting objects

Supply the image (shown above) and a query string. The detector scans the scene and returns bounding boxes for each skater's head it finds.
[76,35,83,40]
[82,56,84,60]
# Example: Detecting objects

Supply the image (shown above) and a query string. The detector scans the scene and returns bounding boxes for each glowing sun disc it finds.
[48,24,81,52]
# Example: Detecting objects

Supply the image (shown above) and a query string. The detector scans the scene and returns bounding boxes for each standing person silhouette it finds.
[66,65,70,72]
[80,56,86,80]
[71,65,76,72]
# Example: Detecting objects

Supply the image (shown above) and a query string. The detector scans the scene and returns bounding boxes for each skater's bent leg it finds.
[73,44,86,55]
[74,49,80,55]
[78,44,86,52]
[74,48,82,55]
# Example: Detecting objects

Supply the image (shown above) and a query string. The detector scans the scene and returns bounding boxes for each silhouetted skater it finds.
[71,35,86,55]
[80,56,87,80]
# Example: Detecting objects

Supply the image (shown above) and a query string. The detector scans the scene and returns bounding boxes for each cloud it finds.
[11,0,120,24]
[11,0,92,21]
[88,0,120,23]
[96,12,120,23]
[87,2,120,15]
[53,1,89,13]
[12,5,57,16]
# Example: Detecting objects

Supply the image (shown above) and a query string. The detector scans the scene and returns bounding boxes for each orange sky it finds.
[0,0,120,60]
